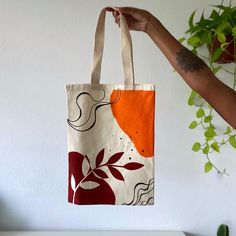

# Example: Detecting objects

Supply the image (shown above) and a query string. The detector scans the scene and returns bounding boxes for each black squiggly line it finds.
[68,90,121,131]
[68,90,121,128]
[68,103,109,132]
[133,179,154,205]
[67,90,121,132]
[140,197,154,206]
[122,181,152,206]
[134,186,154,205]
[69,101,109,128]
[68,90,106,123]
[122,178,154,206]
[123,179,154,205]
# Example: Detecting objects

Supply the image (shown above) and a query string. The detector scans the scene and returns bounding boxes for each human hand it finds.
[106,7,154,33]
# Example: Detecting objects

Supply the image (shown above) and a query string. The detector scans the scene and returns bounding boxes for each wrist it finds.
[145,14,160,36]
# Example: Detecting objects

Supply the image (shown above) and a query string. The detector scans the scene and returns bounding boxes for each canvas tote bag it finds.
[66,7,155,205]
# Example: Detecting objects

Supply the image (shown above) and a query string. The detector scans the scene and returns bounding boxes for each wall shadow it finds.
[0,195,27,230]
[184,232,203,236]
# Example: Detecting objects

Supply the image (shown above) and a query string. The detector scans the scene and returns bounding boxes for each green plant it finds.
[217,224,229,236]
[183,3,236,61]
[180,1,236,174]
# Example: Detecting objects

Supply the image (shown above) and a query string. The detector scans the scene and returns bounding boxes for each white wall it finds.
[0,0,235,235]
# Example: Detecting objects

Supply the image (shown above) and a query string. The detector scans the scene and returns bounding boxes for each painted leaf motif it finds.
[96,148,105,167]
[71,175,76,191]
[108,166,124,181]
[93,169,109,179]
[80,181,100,190]
[123,162,144,170]
[107,152,124,165]
[82,156,90,176]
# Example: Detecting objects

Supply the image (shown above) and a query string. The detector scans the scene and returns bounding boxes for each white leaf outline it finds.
[80,181,100,190]
[71,175,76,191]
[82,156,90,177]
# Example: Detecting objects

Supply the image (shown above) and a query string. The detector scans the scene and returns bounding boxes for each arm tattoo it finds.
[176,47,207,73]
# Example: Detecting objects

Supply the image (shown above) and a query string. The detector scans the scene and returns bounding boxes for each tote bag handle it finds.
[91,7,135,85]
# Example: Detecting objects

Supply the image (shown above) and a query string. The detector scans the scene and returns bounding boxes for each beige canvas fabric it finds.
[65,7,155,205]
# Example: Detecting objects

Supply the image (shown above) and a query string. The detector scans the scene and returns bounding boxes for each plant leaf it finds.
[178,37,185,43]
[203,144,209,154]
[224,126,232,134]
[217,32,226,43]
[217,224,229,236]
[108,166,124,181]
[211,142,220,152]
[211,47,223,62]
[204,127,217,140]
[123,162,144,170]
[96,148,105,167]
[93,169,108,179]
[80,181,100,190]
[188,10,196,28]
[214,21,230,35]
[232,26,236,37]
[71,175,76,191]
[211,5,229,11]
[191,90,197,97]
[187,36,200,46]
[205,162,213,173]
[202,31,212,44]
[210,124,216,130]
[188,96,194,106]
[204,115,213,123]
[192,142,201,152]
[107,152,124,164]
[229,135,236,148]
[210,9,219,19]
[196,108,204,118]
[189,121,198,129]
[212,66,222,74]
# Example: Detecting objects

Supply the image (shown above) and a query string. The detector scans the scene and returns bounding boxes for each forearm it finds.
[146,15,210,90]
[202,77,236,129]
[146,15,236,128]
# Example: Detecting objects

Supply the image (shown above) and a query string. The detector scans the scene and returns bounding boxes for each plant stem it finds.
[187,1,235,175]
[233,36,236,90]
[72,162,124,204]
[233,65,236,90]
[206,154,228,175]
[218,0,224,14]
[72,170,93,204]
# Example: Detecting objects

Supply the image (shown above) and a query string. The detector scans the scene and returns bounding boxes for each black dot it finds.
[131,149,133,151]
[129,157,132,160]
[120,137,122,140]
[109,149,111,152]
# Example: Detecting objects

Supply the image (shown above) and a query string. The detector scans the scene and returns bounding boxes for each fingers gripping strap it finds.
[91,7,135,85]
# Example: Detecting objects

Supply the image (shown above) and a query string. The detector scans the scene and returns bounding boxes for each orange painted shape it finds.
[110,90,155,158]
